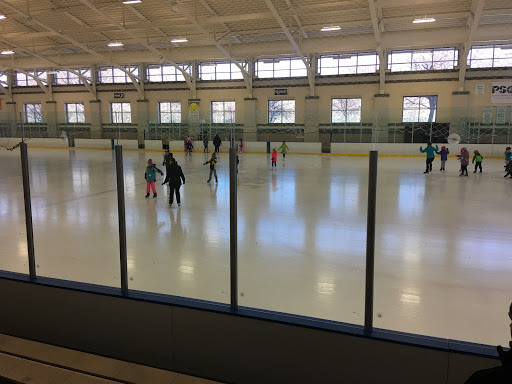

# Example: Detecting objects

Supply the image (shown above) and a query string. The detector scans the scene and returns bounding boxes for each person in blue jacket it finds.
[420,141,439,174]
[145,159,164,198]
[435,146,449,171]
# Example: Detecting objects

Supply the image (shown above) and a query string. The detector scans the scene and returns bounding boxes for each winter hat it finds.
[441,146,446,149]
[462,147,467,151]
[474,150,478,153]
[147,159,153,165]
[212,153,216,158]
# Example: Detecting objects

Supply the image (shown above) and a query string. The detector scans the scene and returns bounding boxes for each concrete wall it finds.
[0,276,501,384]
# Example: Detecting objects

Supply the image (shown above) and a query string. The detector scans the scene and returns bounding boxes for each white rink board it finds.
[144,140,163,150]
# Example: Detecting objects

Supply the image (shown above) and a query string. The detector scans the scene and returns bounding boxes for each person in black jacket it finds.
[213,134,222,153]
[162,158,185,207]
[464,302,512,383]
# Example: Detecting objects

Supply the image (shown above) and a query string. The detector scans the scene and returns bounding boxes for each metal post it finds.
[229,147,238,310]
[115,146,128,295]
[365,150,378,335]
[20,142,36,281]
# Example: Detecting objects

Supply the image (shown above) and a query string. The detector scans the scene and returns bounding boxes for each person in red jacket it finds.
[271,148,277,169]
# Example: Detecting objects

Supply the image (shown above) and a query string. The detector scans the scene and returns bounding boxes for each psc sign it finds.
[491,85,512,94]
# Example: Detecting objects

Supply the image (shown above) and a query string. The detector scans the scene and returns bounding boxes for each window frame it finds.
[467,45,512,69]
[110,102,132,124]
[98,66,139,84]
[331,98,362,124]
[23,103,43,124]
[388,48,458,72]
[318,53,380,76]
[211,101,236,124]
[146,64,192,82]
[255,57,308,79]
[55,69,91,85]
[267,99,296,124]
[65,103,86,124]
[16,70,48,87]
[199,61,245,81]
[158,102,182,124]
[402,95,438,123]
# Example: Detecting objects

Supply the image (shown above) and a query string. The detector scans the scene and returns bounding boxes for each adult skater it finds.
[435,146,449,171]
[504,147,512,175]
[163,149,174,167]
[419,141,439,174]
[278,141,289,159]
[203,135,209,153]
[162,158,185,207]
[213,134,222,153]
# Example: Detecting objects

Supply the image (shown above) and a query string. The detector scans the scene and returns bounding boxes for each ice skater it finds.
[162,149,174,167]
[472,150,483,173]
[278,141,289,159]
[213,134,222,153]
[239,138,244,153]
[271,148,277,168]
[145,159,164,198]
[457,147,469,176]
[419,141,439,174]
[435,146,449,171]
[203,135,209,153]
[185,139,193,155]
[204,153,218,183]
[162,158,185,207]
[504,147,512,175]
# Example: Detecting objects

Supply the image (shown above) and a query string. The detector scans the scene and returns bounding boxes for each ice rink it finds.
[1,147,511,346]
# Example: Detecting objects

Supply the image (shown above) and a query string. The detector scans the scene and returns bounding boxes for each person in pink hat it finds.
[457,147,470,177]
[435,145,449,171]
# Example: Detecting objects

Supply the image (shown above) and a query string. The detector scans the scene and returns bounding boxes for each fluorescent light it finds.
[0,15,6,20]
[171,38,188,43]
[413,18,436,23]
[122,0,141,3]
[108,42,124,47]
[47,70,58,75]
[1,50,14,55]
[321,26,341,32]
[201,62,217,67]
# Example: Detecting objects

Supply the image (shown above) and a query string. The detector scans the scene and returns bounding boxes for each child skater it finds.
[185,139,193,155]
[505,147,512,175]
[278,141,289,159]
[239,138,244,153]
[457,147,469,176]
[435,146,449,171]
[204,153,218,183]
[472,150,484,173]
[271,148,277,168]
[145,159,163,198]
[419,141,439,174]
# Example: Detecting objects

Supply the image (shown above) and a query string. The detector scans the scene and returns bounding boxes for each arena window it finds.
[24,103,42,123]
[256,57,307,78]
[331,98,362,123]
[199,62,245,81]
[211,101,236,124]
[402,96,437,123]
[146,64,191,82]
[110,102,132,124]
[467,45,512,68]
[55,69,91,85]
[65,103,86,124]
[158,102,182,124]
[319,53,379,75]
[0,72,8,87]
[98,66,139,84]
[268,100,295,124]
[16,70,48,86]
[388,48,458,72]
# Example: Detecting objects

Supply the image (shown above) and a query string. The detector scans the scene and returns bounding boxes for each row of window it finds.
[7,45,512,87]
[22,97,438,125]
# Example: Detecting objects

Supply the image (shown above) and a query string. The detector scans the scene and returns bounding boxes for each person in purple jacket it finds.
[436,146,449,171]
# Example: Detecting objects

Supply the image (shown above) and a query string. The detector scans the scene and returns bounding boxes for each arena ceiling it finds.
[0,0,509,70]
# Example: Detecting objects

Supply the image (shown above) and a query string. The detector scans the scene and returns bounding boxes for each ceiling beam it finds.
[283,0,308,39]
[368,0,386,93]
[264,0,315,95]
[198,0,241,43]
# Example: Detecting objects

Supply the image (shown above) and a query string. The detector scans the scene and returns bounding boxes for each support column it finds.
[450,91,470,137]
[373,94,390,143]
[304,96,320,142]
[243,97,257,141]
[45,100,57,138]
[6,101,17,137]
[89,100,102,139]
[136,99,149,147]
[188,99,201,139]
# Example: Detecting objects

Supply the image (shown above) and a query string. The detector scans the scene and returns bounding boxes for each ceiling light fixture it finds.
[122,0,142,4]
[108,42,124,47]
[321,26,341,32]
[47,70,58,75]
[1,50,14,55]
[413,17,436,23]
[0,15,6,20]
[171,38,188,43]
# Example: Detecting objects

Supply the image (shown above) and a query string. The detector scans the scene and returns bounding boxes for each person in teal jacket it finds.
[145,159,163,198]
[504,147,512,176]
[420,141,439,174]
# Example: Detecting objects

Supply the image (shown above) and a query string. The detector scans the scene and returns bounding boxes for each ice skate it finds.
[153,193,157,198]
[145,193,150,198]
